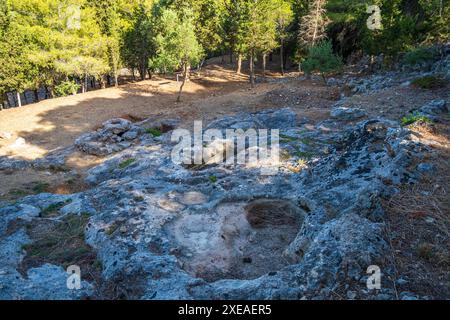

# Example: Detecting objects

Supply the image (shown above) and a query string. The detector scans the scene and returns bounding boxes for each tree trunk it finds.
[100,76,106,89]
[139,66,145,81]
[0,92,6,110]
[369,55,375,73]
[16,91,22,107]
[114,73,119,87]
[237,54,242,74]
[1,92,8,109]
[280,39,285,75]
[249,50,255,88]
[262,53,267,78]
[131,68,136,81]
[34,89,39,102]
[177,62,189,102]
[46,85,55,98]
[229,49,233,63]
[147,69,152,80]
[283,48,288,70]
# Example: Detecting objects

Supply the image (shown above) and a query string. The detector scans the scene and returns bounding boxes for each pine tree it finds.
[297,0,329,56]
[274,0,293,75]
[222,0,252,73]
[90,0,123,87]
[152,8,203,102]
[122,2,155,80]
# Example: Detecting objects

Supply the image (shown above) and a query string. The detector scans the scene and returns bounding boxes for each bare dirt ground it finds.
[0,60,337,198]
[382,121,450,299]
[0,60,448,200]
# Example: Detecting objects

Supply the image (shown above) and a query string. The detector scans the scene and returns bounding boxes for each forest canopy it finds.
[0,0,448,105]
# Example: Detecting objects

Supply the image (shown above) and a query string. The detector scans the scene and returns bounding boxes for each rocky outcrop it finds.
[330,105,367,121]
[418,99,448,120]
[75,118,143,156]
[206,108,297,130]
[0,106,422,300]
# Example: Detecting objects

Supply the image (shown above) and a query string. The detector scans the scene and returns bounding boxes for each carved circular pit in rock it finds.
[168,199,304,282]
[180,191,208,205]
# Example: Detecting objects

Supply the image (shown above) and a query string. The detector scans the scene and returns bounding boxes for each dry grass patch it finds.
[382,122,450,299]
[20,213,101,282]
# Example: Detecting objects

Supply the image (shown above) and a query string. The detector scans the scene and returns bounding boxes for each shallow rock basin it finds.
[168,199,305,282]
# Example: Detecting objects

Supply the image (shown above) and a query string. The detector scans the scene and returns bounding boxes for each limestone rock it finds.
[331,106,367,121]
[419,99,447,117]
[75,118,142,156]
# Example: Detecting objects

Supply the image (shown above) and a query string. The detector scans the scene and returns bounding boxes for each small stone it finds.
[330,106,367,121]
[400,81,411,87]
[417,163,435,174]
[400,292,418,300]
[122,130,139,140]
[327,78,337,86]
[425,217,435,224]
[346,291,357,299]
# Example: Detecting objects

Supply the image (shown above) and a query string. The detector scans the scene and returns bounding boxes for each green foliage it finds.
[402,47,438,66]
[121,2,155,79]
[302,41,343,80]
[41,199,72,218]
[0,0,448,99]
[31,182,50,194]
[411,76,447,89]
[209,175,218,183]
[146,128,162,137]
[328,0,450,59]
[54,80,80,97]
[401,112,432,126]
[21,213,96,272]
[118,158,136,169]
[0,6,35,95]
[151,8,203,73]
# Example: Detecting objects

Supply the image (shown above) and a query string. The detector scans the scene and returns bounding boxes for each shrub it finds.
[402,47,438,66]
[411,76,447,89]
[21,213,96,272]
[302,41,343,83]
[41,199,72,218]
[146,128,162,137]
[118,158,136,169]
[55,80,80,97]
[401,112,432,126]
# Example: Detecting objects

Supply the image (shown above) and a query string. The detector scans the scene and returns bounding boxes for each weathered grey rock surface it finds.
[1,104,427,300]
[75,118,143,156]
[330,105,367,121]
